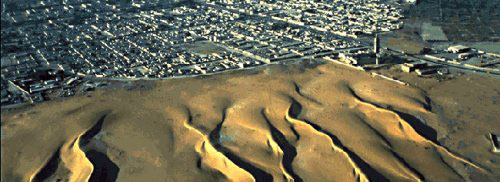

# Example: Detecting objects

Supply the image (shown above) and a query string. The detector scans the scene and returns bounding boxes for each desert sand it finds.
[1,61,499,182]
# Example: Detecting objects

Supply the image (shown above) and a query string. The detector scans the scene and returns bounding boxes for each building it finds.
[415,68,436,75]
[447,45,470,54]
[401,62,427,73]
[405,0,419,5]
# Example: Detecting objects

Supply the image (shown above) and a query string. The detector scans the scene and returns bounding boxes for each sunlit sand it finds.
[2,62,499,182]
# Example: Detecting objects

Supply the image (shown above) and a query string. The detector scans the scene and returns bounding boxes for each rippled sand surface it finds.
[2,62,499,182]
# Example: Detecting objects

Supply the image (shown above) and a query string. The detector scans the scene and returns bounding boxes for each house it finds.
[31,92,44,103]
[447,45,470,54]
[338,53,374,65]
[401,62,427,73]
[415,68,436,75]
[458,52,475,60]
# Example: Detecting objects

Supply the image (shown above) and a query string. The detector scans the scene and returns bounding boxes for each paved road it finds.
[384,48,500,77]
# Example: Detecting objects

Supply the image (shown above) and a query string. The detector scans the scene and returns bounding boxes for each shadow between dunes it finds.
[208,108,273,182]
[32,146,62,182]
[292,81,322,105]
[393,111,439,144]
[389,150,425,181]
[86,150,120,182]
[80,114,120,182]
[346,85,439,145]
[345,84,487,176]
[261,109,303,182]
[287,97,390,182]
[32,113,119,182]
[80,114,108,147]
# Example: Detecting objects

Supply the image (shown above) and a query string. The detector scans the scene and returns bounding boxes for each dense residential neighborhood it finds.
[1,0,498,108]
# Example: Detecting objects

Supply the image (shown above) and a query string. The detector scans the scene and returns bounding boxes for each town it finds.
[1,0,499,108]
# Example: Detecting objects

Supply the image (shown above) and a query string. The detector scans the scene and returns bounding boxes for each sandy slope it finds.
[1,61,499,182]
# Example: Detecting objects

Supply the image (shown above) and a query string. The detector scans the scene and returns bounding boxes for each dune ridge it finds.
[184,107,256,182]
[28,119,97,182]
[59,135,94,182]
[2,62,498,182]
[287,96,373,180]
[348,86,485,173]
[27,113,121,182]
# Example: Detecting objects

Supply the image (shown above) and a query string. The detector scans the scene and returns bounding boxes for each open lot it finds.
[186,41,227,55]
[406,0,500,41]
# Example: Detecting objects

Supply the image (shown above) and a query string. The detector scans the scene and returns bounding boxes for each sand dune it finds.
[1,61,499,182]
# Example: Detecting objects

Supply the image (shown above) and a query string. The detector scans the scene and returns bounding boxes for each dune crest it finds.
[59,136,94,182]
[185,117,255,182]
[284,103,369,182]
